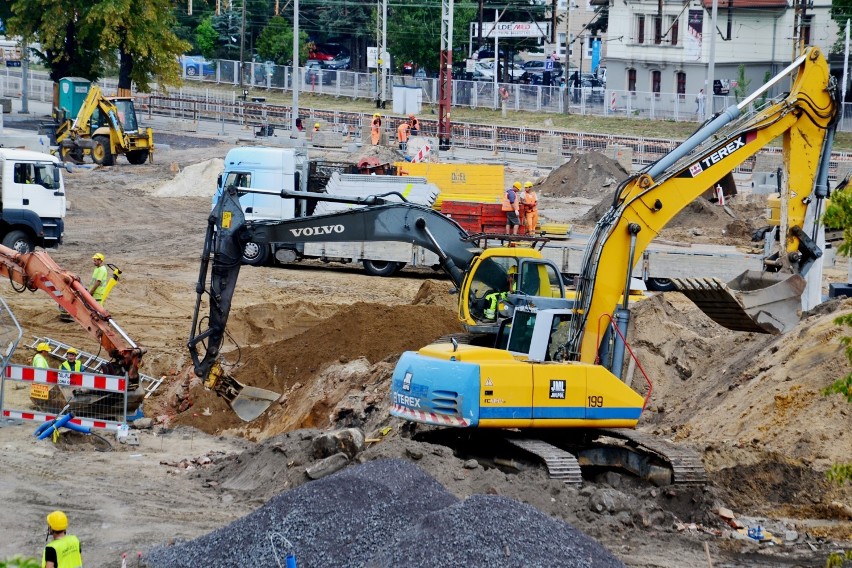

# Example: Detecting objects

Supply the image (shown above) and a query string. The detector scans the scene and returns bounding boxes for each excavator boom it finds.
[0,244,145,383]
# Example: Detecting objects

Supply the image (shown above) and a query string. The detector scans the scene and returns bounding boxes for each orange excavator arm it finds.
[0,244,145,384]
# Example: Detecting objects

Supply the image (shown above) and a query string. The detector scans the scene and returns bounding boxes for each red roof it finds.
[701,0,787,8]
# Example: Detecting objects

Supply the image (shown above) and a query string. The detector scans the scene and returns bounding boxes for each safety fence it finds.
[0,364,129,431]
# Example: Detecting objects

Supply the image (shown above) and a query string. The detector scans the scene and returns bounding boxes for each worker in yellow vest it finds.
[43,510,83,568]
[89,253,108,304]
[59,348,84,373]
[32,342,50,369]
[521,181,538,235]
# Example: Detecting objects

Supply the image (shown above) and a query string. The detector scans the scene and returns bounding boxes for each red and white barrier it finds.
[2,408,120,431]
[413,143,431,163]
[5,365,126,393]
[390,403,470,427]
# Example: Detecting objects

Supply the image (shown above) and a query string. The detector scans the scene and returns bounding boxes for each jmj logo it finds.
[549,380,566,399]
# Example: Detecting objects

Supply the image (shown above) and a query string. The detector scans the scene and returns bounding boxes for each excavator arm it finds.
[0,244,145,384]
[187,185,481,420]
[568,47,837,364]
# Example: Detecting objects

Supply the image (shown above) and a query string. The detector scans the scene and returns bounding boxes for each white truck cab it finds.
[0,149,67,252]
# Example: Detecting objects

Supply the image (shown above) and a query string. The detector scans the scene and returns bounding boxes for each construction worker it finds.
[484,265,518,319]
[59,348,84,373]
[502,182,521,236]
[408,113,421,136]
[43,510,83,568]
[371,113,382,145]
[89,253,108,304]
[32,342,51,369]
[313,122,321,132]
[397,121,410,152]
[520,181,539,235]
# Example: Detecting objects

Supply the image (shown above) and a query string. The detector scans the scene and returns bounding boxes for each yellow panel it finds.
[478,360,534,428]
[586,365,646,410]
[396,163,505,208]
[418,342,519,362]
[531,361,586,418]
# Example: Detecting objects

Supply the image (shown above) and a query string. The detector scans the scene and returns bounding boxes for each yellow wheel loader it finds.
[55,85,154,166]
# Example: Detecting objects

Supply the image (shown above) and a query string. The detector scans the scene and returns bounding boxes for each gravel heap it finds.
[145,459,624,568]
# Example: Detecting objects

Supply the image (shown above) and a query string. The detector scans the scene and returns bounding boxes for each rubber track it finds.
[506,437,583,486]
[596,428,707,486]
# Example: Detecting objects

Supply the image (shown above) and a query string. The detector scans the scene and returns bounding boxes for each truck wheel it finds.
[92,135,115,166]
[2,230,34,254]
[645,278,677,292]
[362,260,405,276]
[242,242,269,266]
[126,150,149,165]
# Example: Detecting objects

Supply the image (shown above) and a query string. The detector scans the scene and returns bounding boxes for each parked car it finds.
[521,59,564,80]
[323,55,351,70]
[581,77,605,103]
[309,43,349,62]
[304,60,335,85]
[183,56,215,78]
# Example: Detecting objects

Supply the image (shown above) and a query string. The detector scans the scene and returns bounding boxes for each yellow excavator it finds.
[55,85,154,166]
[387,47,837,484]
[190,48,836,484]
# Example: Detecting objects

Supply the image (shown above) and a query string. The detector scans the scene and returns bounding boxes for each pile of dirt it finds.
[353,144,404,166]
[155,158,224,197]
[537,151,628,200]
[172,300,461,435]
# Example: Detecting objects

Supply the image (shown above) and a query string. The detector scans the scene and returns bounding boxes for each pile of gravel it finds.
[145,459,624,568]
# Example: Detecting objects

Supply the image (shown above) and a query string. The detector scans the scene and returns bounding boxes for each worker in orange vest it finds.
[502,182,521,235]
[520,181,538,235]
[397,121,410,152]
[408,114,421,136]
[371,113,382,145]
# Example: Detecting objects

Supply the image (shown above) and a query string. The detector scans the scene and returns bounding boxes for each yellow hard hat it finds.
[524,181,534,188]
[66,348,78,355]
[47,510,68,532]
[373,113,380,118]
[92,253,105,261]
[512,182,522,190]
[508,265,518,275]
[314,123,320,128]
[37,342,50,353]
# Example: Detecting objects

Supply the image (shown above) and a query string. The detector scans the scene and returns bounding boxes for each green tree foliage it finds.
[7,0,189,91]
[733,63,751,103]
[387,0,477,73]
[256,16,309,65]
[0,556,40,568]
[195,16,219,60]
[87,0,190,92]
[821,185,852,485]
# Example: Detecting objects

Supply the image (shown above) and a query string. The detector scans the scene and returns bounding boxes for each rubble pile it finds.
[145,459,625,568]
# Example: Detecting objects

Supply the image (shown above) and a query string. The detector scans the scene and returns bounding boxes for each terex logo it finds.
[289,224,345,237]
[393,392,421,408]
[698,137,746,171]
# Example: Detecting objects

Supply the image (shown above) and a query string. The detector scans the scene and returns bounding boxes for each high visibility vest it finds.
[523,190,537,208]
[91,265,108,300]
[501,190,516,212]
[32,353,50,369]
[60,360,83,372]
[410,118,421,133]
[42,534,82,568]
[397,123,410,143]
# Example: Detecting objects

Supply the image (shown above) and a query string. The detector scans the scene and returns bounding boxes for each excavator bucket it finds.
[204,364,280,422]
[670,270,806,334]
[228,385,281,422]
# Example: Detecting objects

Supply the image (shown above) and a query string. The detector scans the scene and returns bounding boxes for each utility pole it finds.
[238,0,246,88]
[291,0,300,135]
[20,39,29,115]
[438,0,454,150]
[705,0,718,120]
[378,0,388,108]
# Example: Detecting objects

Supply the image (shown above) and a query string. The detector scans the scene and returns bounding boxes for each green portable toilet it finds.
[58,77,91,120]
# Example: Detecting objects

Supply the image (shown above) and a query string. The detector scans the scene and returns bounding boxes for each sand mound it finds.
[353,144,404,166]
[538,151,628,200]
[155,158,224,197]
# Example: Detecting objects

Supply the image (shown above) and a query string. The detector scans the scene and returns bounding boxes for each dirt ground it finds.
[0,138,850,567]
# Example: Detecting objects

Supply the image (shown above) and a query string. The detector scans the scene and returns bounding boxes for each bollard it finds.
[286,553,298,568]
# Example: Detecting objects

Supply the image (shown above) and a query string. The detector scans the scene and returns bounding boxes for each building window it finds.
[676,72,686,98]
[670,17,679,46]
[628,68,637,93]
[652,70,661,95]
[654,16,663,45]
[637,15,645,44]
[802,15,812,45]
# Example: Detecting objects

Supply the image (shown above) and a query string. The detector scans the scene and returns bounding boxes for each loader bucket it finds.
[670,271,806,334]
[228,384,280,422]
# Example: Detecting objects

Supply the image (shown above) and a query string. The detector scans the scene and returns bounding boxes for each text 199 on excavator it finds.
[190,48,835,482]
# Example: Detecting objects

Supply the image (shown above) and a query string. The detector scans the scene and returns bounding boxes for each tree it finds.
[195,17,219,60]
[387,0,477,74]
[7,0,189,95]
[256,16,308,65]
[733,63,750,103]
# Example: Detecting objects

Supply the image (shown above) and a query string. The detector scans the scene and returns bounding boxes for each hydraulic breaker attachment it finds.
[670,270,806,334]
[204,363,280,422]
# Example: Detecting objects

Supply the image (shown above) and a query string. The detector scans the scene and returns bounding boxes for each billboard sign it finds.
[472,22,550,39]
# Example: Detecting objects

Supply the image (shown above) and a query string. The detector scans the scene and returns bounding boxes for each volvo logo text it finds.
[290,225,345,237]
